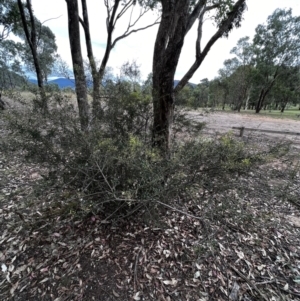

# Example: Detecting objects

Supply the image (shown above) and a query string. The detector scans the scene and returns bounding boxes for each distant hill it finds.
[29,79,38,85]
[49,78,75,89]
[28,78,196,90]
[174,80,196,88]
[29,78,75,89]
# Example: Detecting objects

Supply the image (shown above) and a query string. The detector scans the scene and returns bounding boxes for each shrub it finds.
[2,86,264,221]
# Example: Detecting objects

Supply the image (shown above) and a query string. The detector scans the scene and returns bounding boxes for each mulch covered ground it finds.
[1,117,300,301]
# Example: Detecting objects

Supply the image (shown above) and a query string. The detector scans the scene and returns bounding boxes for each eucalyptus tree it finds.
[271,66,300,113]
[151,0,247,152]
[208,78,225,109]
[0,0,26,104]
[0,0,21,41]
[16,0,54,113]
[20,25,58,83]
[120,60,141,92]
[230,36,254,110]
[218,57,239,110]
[79,0,159,115]
[253,8,300,113]
[0,39,25,90]
[0,0,59,112]
[65,0,90,130]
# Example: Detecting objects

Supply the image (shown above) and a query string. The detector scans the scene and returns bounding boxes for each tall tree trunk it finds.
[255,89,264,113]
[255,83,275,113]
[245,92,250,110]
[66,0,89,131]
[152,0,246,152]
[255,69,279,113]
[152,77,176,153]
[152,0,190,152]
[0,93,6,110]
[17,0,47,113]
[237,100,242,112]
[280,99,288,113]
[80,0,102,118]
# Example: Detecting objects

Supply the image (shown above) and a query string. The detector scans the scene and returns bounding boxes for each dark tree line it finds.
[213,8,300,113]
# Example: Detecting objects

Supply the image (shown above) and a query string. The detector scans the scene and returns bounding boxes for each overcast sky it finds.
[31,0,300,83]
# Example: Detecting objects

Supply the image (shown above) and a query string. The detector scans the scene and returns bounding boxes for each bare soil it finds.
[189,110,300,145]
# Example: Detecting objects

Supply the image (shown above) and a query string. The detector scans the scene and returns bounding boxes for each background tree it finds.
[0,0,26,110]
[208,78,222,108]
[53,54,74,80]
[17,0,47,110]
[252,8,300,113]
[229,36,253,111]
[0,0,21,41]
[199,78,210,108]
[1,1,58,81]
[176,85,194,107]
[270,66,300,113]
[79,0,159,115]
[19,24,58,83]
[215,37,254,112]
[120,60,141,92]
[217,59,237,110]
[0,39,25,90]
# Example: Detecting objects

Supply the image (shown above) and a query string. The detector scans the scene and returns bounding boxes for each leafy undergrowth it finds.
[1,120,300,301]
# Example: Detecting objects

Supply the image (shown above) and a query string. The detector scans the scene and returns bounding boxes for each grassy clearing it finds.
[213,107,300,120]
[243,109,300,120]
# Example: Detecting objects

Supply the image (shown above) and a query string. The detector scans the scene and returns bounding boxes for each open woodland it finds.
[1,1,300,300]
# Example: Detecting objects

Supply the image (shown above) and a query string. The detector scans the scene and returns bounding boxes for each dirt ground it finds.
[188,110,300,145]
[1,110,300,301]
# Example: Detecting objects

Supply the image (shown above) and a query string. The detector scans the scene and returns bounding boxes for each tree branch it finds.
[186,0,207,34]
[112,18,160,49]
[26,0,37,48]
[174,0,246,94]
[115,0,134,24]
[97,0,120,82]
[78,16,86,30]
[196,8,205,58]
[41,15,62,25]
[17,0,33,49]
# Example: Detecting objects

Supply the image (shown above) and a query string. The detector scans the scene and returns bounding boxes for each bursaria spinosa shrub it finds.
[3,89,264,220]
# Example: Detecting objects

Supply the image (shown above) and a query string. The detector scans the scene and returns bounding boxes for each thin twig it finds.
[134,247,142,293]
[156,200,204,221]
[41,15,62,25]
[230,264,268,301]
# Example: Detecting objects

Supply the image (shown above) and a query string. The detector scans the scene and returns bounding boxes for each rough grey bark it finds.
[79,0,101,117]
[152,0,246,152]
[65,0,90,130]
[17,0,47,112]
[0,93,6,110]
[152,0,190,152]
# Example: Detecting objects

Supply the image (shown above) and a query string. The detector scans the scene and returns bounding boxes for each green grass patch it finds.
[214,107,300,120]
